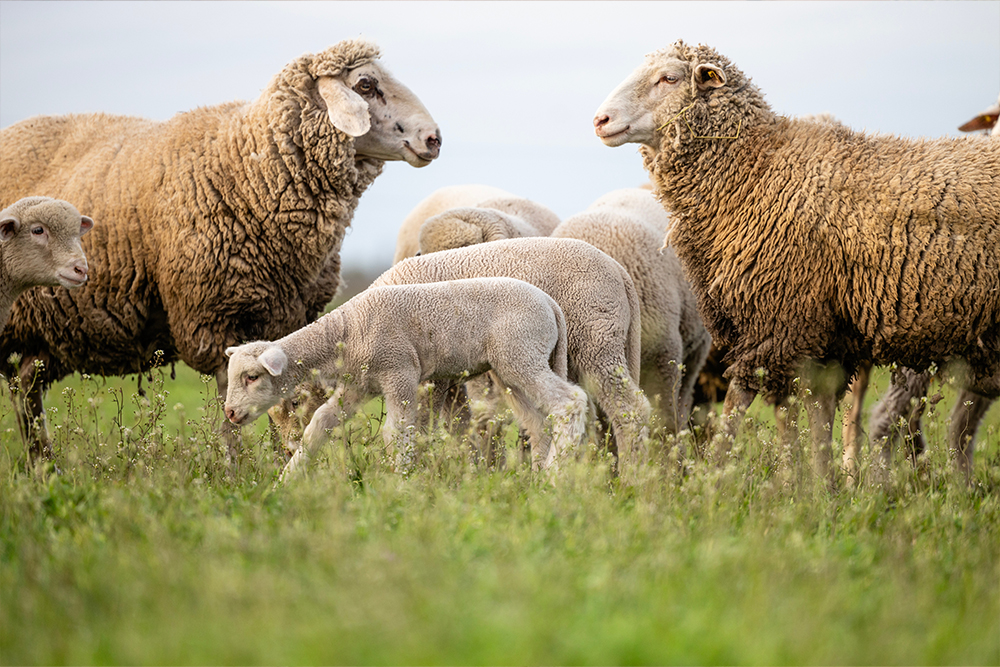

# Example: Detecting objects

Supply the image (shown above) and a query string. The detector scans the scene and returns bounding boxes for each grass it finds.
[1,361,998,665]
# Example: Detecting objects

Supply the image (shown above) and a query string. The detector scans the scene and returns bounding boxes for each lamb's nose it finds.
[225,407,237,423]
[73,261,88,278]
[594,114,610,128]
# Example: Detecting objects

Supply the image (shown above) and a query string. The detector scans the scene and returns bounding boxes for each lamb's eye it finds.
[659,75,679,85]
[246,374,259,384]
[31,226,45,236]
[354,78,374,95]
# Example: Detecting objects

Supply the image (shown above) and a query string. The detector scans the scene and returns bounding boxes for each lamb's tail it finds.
[616,262,643,383]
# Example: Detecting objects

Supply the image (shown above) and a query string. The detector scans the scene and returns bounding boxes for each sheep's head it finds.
[310,40,441,167]
[223,342,289,426]
[594,41,759,150]
[0,197,93,291]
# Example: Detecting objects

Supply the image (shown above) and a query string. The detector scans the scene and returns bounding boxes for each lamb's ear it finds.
[0,216,20,243]
[224,346,240,358]
[693,64,726,91]
[317,76,371,137]
[79,215,94,236]
[258,346,288,377]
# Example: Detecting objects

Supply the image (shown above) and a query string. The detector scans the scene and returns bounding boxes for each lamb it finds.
[370,237,652,471]
[393,184,560,263]
[224,278,589,480]
[550,188,711,434]
[594,40,1000,483]
[417,206,552,255]
[0,39,440,458]
[1,197,93,332]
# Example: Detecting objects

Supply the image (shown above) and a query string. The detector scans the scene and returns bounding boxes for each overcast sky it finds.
[2,1,998,278]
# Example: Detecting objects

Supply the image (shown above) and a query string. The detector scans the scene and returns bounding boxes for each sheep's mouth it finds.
[57,272,88,288]
[596,124,631,145]
[403,142,437,167]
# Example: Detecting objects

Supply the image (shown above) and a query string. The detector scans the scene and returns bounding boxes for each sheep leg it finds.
[679,333,713,433]
[588,365,652,476]
[382,379,421,473]
[714,382,756,460]
[498,371,587,474]
[800,360,847,487]
[278,386,357,483]
[16,359,52,462]
[841,361,871,483]
[868,367,932,472]
[642,352,684,435]
[948,389,994,483]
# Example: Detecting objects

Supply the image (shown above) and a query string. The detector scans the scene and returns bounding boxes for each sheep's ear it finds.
[317,76,371,137]
[79,215,94,236]
[694,64,726,90]
[258,346,288,377]
[0,216,20,243]
[224,346,240,358]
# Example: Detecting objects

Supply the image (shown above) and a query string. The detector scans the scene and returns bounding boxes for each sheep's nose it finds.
[594,114,611,128]
[73,260,88,278]
[225,407,237,423]
[422,130,442,159]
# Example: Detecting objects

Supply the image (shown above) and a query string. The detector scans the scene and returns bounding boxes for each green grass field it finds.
[1,362,998,665]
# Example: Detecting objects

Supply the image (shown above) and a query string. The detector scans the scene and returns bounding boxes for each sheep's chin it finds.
[57,273,87,288]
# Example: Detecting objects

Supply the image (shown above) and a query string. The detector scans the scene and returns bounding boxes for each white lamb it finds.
[393,184,560,264]
[225,278,589,481]
[551,188,711,434]
[1,197,93,332]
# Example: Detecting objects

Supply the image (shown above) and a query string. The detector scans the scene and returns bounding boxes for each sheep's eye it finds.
[246,374,259,384]
[354,78,374,95]
[658,75,679,85]
[31,226,45,236]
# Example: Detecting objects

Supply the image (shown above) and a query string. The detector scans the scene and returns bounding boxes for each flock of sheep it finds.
[2,38,998,486]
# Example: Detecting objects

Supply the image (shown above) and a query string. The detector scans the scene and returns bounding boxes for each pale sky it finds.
[2,1,998,278]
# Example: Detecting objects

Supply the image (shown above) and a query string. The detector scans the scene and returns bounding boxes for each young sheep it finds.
[224,278,589,480]
[595,40,1000,483]
[1,197,93,333]
[417,206,551,256]
[393,184,560,264]
[0,39,440,458]
[370,237,652,473]
[550,188,711,434]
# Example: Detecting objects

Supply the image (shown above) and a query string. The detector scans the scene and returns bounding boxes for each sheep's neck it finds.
[275,309,347,389]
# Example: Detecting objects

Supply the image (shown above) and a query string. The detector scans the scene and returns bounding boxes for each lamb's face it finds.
[594,47,726,148]
[319,61,441,168]
[223,344,288,426]
[0,198,93,290]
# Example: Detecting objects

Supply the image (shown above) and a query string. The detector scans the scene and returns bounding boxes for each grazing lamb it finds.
[1,197,93,332]
[370,237,652,472]
[594,40,1000,483]
[550,188,711,434]
[224,278,589,480]
[417,206,551,255]
[393,184,560,263]
[0,39,440,458]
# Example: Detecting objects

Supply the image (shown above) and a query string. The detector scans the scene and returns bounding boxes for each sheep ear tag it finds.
[258,346,288,377]
[0,216,20,242]
[694,64,726,90]
[317,76,371,137]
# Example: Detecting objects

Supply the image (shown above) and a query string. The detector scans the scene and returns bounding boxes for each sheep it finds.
[393,184,560,263]
[223,278,589,480]
[854,94,1000,479]
[369,237,652,472]
[550,187,711,434]
[594,40,1000,483]
[0,39,440,459]
[417,206,551,255]
[1,197,93,333]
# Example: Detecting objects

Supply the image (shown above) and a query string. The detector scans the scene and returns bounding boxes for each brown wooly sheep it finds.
[0,39,440,458]
[594,40,1000,483]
